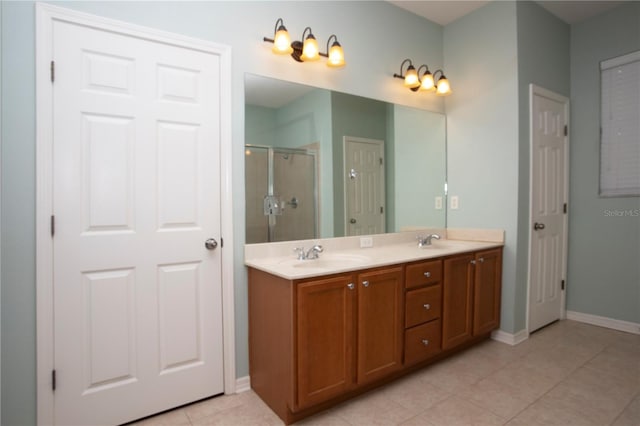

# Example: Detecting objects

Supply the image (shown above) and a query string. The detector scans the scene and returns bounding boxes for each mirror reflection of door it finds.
[344,136,385,236]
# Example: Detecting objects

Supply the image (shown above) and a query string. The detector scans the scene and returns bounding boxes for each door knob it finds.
[350,218,356,224]
[205,238,218,250]
[533,222,545,231]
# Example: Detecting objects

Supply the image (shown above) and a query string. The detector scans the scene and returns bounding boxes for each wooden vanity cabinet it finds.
[442,248,503,350]
[249,265,403,422]
[249,246,502,424]
[296,266,403,409]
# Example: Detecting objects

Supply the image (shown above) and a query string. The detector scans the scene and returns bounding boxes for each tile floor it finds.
[133,320,640,426]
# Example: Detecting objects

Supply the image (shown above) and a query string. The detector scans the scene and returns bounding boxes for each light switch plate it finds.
[435,196,443,210]
[451,196,459,210]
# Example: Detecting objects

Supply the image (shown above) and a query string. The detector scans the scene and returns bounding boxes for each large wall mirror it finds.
[245,73,447,244]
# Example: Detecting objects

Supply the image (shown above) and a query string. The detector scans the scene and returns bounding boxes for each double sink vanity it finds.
[245,229,504,424]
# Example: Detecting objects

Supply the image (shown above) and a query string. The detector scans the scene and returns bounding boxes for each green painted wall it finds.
[444,1,520,333]
[568,2,640,323]
[392,105,446,230]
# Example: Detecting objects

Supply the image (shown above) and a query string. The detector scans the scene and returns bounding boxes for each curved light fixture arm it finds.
[301,26,313,41]
[321,34,339,57]
[393,59,414,80]
[273,18,285,35]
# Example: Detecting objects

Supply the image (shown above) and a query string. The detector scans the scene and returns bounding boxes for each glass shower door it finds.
[245,145,318,243]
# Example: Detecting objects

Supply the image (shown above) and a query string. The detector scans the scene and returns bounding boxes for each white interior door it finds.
[51,17,224,425]
[344,137,385,236]
[529,85,569,333]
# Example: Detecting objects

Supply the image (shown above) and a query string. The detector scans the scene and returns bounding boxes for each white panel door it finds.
[344,137,385,236]
[52,18,223,425]
[529,88,568,332]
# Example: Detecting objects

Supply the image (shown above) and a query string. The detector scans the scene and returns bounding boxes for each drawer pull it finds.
[422,339,429,346]
[423,272,431,278]
[423,303,431,310]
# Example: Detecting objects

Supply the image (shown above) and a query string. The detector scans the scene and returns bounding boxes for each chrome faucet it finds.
[306,244,324,259]
[417,234,441,247]
[293,244,324,260]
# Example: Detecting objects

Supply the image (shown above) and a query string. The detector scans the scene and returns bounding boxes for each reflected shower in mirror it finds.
[245,145,318,243]
[245,73,447,244]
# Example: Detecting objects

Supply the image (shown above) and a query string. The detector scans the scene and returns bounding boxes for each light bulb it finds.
[272,27,293,54]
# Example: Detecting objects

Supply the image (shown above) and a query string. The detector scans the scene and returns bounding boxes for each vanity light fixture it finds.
[263,18,345,68]
[323,34,346,68]
[394,59,452,95]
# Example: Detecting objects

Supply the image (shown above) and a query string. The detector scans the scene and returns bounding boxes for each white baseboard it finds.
[566,311,640,335]
[235,376,251,393]
[491,328,529,345]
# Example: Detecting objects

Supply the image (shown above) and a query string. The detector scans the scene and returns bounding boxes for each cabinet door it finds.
[357,267,403,384]
[296,275,356,409]
[442,254,474,350]
[473,249,502,336]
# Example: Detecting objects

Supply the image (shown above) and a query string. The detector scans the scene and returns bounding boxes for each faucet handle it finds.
[293,247,305,260]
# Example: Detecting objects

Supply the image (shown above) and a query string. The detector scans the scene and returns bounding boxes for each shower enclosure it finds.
[245,145,318,243]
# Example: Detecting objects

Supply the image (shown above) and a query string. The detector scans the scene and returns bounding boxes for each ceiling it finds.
[388,0,627,26]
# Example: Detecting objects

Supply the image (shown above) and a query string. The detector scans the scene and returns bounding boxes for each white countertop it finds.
[245,232,504,280]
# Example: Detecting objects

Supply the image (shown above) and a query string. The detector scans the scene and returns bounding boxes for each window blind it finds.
[600,51,640,197]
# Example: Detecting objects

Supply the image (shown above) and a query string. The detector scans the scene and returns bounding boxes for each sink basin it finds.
[288,253,372,270]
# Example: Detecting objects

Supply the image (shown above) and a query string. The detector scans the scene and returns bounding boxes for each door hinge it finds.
[52,369,57,391]
[379,157,383,165]
[380,206,384,214]
[564,125,568,136]
[563,203,567,214]
[51,215,55,237]
[50,60,55,83]
[561,279,565,291]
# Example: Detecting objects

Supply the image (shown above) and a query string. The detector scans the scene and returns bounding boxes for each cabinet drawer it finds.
[406,260,442,289]
[404,320,441,366]
[405,285,442,328]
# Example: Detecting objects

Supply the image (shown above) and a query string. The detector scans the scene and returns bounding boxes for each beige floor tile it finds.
[129,320,640,426]
[295,409,352,426]
[184,393,248,422]
[378,373,452,412]
[508,397,599,426]
[457,376,536,420]
[543,365,639,425]
[486,362,559,401]
[418,395,507,426]
[331,391,421,426]
[612,393,640,426]
[519,344,593,381]
[418,355,485,393]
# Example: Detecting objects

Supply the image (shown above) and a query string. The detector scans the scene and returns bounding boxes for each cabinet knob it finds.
[423,271,431,278]
[347,283,355,290]
[470,260,476,265]
[422,339,429,346]
[423,303,431,310]
[362,280,370,288]
[479,257,485,263]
